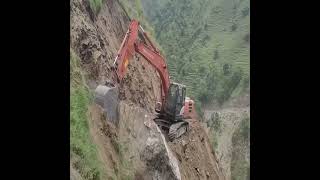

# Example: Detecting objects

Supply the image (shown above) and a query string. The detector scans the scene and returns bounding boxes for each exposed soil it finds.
[169,118,225,180]
[71,0,226,179]
[88,104,120,179]
[71,0,161,112]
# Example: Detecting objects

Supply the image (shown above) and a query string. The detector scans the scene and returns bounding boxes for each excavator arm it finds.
[112,20,139,81]
[135,42,170,105]
[96,19,193,141]
[113,20,170,106]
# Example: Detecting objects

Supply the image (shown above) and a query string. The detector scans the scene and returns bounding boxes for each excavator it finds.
[95,19,196,141]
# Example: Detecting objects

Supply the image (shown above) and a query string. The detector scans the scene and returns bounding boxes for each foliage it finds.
[118,0,165,55]
[89,0,103,14]
[234,116,250,143]
[231,155,250,180]
[211,112,222,133]
[70,49,105,180]
[231,116,250,180]
[141,0,250,107]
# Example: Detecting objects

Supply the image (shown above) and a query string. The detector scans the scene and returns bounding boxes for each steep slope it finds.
[71,0,226,180]
[202,96,250,180]
[141,0,250,107]
[71,0,162,179]
[140,1,250,180]
[168,118,225,180]
[71,0,161,111]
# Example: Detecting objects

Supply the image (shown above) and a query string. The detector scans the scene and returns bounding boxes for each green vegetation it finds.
[212,112,222,133]
[210,131,219,149]
[232,116,250,144]
[118,0,165,54]
[141,0,250,108]
[231,155,250,180]
[118,0,153,32]
[231,116,250,180]
[89,0,103,14]
[70,49,105,180]
[208,112,222,149]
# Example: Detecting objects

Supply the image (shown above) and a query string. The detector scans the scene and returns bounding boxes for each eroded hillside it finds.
[202,95,250,180]
[71,0,225,179]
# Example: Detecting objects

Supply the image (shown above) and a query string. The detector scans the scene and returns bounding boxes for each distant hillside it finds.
[141,0,250,108]
[117,0,163,52]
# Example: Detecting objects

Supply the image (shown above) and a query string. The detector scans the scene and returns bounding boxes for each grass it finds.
[141,0,250,107]
[209,129,219,150]
[89,0,103,14]
[70,49,105,180]
[70,48,132,179]
[230,116,250,180]
[231,156,249,180]
[232,116,250,144]
[211,112,222,133]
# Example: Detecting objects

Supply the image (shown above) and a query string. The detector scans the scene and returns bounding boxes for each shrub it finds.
[89,0,103,14]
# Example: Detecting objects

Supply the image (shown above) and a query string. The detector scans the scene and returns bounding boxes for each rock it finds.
[195,167,200,173]
[93,51,102,60]
[140,130,181,180]
[182,140,188,147]
[206,170,210,178]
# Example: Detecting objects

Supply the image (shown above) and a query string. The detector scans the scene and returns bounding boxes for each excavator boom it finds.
[112,20,139,81]
[95,19,194,141]
[113,20,170,107]
[135,41,170,105]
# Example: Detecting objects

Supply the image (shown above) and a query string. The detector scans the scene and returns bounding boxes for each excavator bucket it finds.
[94,85,119,124]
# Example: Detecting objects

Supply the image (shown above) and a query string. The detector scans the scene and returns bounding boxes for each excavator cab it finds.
[164,82,186,121]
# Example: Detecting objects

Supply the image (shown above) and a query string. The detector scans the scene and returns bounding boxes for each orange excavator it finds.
[95,19,195,140]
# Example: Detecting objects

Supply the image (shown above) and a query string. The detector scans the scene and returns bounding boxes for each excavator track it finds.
[154,118,189,141]
[154,118,171,130]
[168,121,189,141]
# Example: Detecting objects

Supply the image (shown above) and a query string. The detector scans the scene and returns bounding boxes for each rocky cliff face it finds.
[71,0,161,111]
[71,0,226,179]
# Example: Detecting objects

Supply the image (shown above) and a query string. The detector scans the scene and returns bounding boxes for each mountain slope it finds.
[203,106,249,180]
[70,0,226,179]
[140,1,250,180]
[141,0,250,108]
